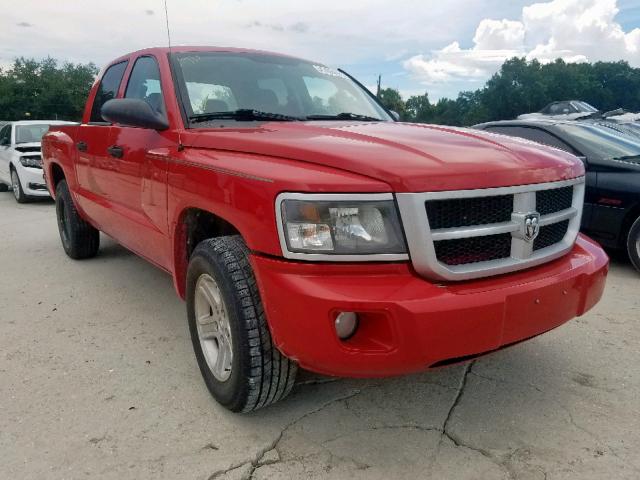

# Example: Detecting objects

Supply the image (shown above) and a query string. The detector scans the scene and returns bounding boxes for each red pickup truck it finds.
[42,47,608,412]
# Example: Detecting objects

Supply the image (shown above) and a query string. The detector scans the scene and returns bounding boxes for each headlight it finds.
[276,193,408,260]
[19,156,42,168]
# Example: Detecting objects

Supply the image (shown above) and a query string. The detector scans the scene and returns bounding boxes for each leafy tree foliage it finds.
[1,55,638,126]
[377,58,640,126]
[377,87,407,119]
[0,57,98,121]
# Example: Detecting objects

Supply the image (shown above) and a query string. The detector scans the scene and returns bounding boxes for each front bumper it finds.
[251,234,608,377]
[17,166,49,197]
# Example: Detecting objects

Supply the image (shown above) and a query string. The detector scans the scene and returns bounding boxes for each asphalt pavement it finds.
[1,192,639,480]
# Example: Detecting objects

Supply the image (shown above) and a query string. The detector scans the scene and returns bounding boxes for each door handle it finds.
[107,145,124,158]
[76,141,87,152]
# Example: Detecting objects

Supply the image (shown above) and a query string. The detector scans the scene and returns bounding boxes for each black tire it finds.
[55,180,100,259]
[11,168,28,203]
[186,236,297,412]
[0,183,8,192]
[627,216,640,273]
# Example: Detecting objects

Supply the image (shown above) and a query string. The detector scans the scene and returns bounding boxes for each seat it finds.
[204,99,230,113]
[254,89,279,112]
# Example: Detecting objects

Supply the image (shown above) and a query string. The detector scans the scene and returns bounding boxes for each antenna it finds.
[163,0,172,51]
[163,0,184,151]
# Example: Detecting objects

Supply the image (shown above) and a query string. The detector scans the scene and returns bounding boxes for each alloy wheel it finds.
[11,171,20,201]
[194,273,233,382]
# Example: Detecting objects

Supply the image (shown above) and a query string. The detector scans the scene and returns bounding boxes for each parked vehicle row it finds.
[41,46,609,412]
[1,49,636,412]
[517,100,600,120]
[0,120,73,202]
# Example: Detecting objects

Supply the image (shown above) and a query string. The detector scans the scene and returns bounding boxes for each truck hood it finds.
[182,121,584,192]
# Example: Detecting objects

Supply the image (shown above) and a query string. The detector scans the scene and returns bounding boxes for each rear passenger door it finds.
[75,61,128,219]
[104,55,173,269]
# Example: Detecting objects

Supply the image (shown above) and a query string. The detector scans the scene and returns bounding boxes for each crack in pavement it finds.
[470,368,640,473]
[431,361,518,480]
[442,361,474,441]
[210,360,638,480]
[439,365,638,478]
[206,387,370,480]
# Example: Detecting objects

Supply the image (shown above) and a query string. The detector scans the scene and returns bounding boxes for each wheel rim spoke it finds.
[12,173,19,200]
[194,273,233,382]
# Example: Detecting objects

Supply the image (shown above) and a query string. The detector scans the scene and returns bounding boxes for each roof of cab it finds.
[8,120,75,126]
[107,46,314,65]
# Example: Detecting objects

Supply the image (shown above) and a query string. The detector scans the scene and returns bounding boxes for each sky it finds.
[1,0,639,100]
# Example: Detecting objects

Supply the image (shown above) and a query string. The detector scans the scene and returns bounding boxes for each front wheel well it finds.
[173,208,241,298]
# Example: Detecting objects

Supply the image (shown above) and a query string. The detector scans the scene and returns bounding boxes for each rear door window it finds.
[90,61,128,123]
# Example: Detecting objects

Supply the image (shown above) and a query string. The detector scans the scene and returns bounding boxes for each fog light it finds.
[335,311,358,340]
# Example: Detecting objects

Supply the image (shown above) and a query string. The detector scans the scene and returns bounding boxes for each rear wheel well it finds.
[174,208,241,298]
[50,163,66,188]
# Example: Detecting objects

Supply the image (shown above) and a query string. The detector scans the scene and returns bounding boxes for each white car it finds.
[517,100,599,120]
[0,120,74,203]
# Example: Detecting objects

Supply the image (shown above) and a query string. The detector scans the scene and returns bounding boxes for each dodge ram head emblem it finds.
[524,213,541,242]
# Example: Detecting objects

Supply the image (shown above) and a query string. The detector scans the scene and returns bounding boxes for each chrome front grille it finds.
[396,177,585,281]
[536,186,573,216]
[434,233,512,266]
[533,219,570,251]
[425,194,513,229]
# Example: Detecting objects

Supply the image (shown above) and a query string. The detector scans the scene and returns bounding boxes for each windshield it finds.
[592,121,640,140]
[571,101,598,113]
[15,124,51,144]
[172,52,391,125]
[556,123,640,161]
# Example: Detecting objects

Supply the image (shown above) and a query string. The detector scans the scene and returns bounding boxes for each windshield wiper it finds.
[305,112,384,122]
[612,154,640,162]
[189,109,301,123]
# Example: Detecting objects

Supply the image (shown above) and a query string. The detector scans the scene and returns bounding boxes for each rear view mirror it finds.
[101,99,169,130]
[390,110,401,121]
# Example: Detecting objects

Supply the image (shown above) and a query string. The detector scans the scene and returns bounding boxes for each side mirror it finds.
[389,110,401,122]
[101,99,169,130]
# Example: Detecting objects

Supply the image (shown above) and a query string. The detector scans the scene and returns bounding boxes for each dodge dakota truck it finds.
[42,47,609,412]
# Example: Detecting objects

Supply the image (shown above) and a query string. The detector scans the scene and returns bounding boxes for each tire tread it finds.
[191,236,297,412]
[56,180,100,259]
[627,216,640,273]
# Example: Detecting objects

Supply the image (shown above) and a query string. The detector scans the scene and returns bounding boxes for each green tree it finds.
[0,57,98,121]
[405,92,432,122]
[377,87,407,119]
